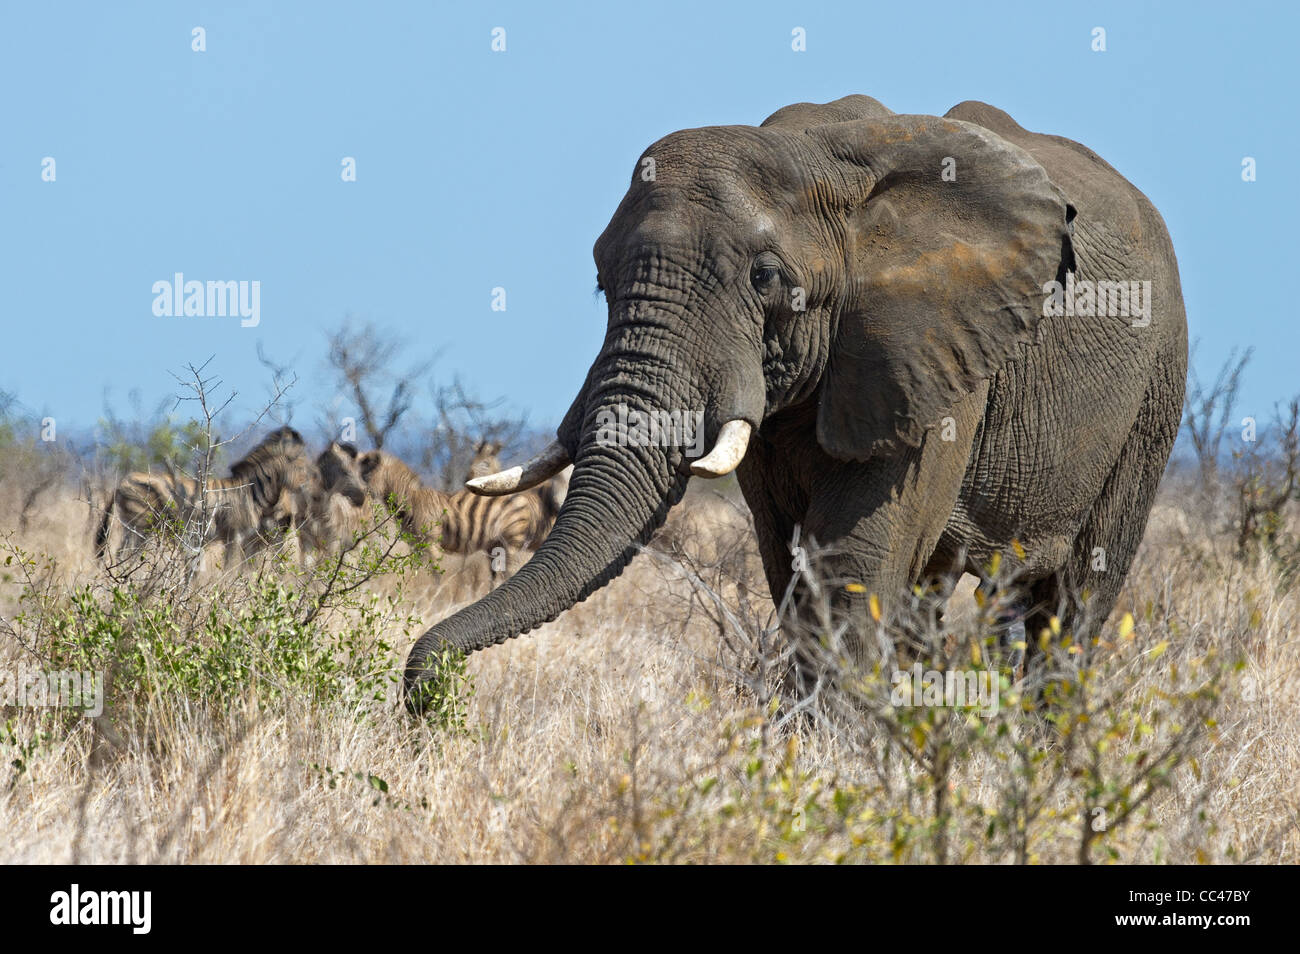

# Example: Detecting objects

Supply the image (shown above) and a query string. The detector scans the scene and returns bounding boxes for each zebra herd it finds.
[94,427,570,575]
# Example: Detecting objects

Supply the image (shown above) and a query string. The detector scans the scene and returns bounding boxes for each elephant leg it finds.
[1022,367,1182,679]
[793,388,985,689]
[736,435,813,697]
[736,440,805,615]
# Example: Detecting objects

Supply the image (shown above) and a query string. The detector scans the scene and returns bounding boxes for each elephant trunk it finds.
[403,293,765,710]
[403,401,690,708]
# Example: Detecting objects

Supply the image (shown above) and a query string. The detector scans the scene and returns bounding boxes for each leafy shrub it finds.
[37,580,392,715]
[1,513,472,750]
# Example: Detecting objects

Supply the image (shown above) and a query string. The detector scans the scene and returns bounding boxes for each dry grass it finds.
[0,474,1296,864]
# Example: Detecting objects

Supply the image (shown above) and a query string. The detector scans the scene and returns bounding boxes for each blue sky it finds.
[2,0,1295,440]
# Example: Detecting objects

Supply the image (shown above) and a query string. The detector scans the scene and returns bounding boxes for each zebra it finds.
[295,441,370,560]
[94,426,312,567]
[465,439,503,483]
[358,450,568,573]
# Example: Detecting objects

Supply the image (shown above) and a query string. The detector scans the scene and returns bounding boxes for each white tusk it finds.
[690,420,752,478]
[467,441,571,496]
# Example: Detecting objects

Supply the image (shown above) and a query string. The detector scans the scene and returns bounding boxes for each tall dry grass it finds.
[0,473,1295,864]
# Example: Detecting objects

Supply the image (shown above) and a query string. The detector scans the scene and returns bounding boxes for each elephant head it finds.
[404,95,1075,707]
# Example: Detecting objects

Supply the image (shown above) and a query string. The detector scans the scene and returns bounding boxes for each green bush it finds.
[1,517,472,749]
[41,580,392,715]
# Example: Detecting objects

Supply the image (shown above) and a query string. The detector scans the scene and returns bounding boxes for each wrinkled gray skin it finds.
[405,96,1187,707]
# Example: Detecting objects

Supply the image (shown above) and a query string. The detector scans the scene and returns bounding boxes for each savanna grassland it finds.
[0,443,1296,865]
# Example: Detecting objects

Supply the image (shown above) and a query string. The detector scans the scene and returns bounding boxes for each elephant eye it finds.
[751,263,781,290]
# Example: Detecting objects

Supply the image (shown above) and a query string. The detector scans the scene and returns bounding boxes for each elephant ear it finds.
[811,115,1075,459]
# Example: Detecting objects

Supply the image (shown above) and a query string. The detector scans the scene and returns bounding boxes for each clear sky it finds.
[2,0,1295,438]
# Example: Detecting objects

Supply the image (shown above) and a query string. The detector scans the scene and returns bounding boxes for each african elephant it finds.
[404,95,1187,708]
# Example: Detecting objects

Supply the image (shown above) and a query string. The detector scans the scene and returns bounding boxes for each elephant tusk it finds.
[690,420,752,478]
[467,441,571,496]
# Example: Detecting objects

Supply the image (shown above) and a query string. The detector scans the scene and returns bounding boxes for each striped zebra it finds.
[465,440,503,483]
[94,426,312,566]
[358,451,567,563]
[296,441,369,560]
